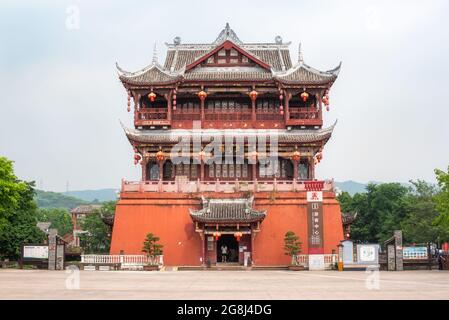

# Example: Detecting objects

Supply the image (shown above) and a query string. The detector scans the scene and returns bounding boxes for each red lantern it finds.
[148,92,156,102]
[173,105,177,111]
[280,109,284,115]
[279,94,283,101]
[300,91,309,102]
[234,232,243,242]
[134,153,141,165]
[249,90,258,101]
[292,150,300,162]
[197,90,207,101]
[156,150,165,162]
[213,232,221,241]
[314,152,323,165]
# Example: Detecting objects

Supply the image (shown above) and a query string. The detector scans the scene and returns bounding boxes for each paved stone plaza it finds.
[0,269,448,299]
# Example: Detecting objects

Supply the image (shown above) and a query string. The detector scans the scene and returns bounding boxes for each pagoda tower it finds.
[110,24,344,268]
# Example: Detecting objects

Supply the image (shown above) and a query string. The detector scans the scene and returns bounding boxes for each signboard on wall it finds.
[356,244,380,264]
[403,247,428,260]
[23,246,49,259]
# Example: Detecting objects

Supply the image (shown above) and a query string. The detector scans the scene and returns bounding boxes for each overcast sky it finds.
[1,0,448,192]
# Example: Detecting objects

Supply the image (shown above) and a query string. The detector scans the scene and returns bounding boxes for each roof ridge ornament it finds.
[298,42,304,64]
[213,22,243,45]
[152,42,158,65]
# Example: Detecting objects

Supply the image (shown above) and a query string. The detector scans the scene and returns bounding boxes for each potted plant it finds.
[142,233,163,271]
[284,231,304,271]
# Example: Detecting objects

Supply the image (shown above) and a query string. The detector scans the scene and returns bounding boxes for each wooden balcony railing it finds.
[256,113,284,121]
[205,112,252,121]
[121,178,334,193]
[136,108,168,120]
[172,112,201,121]
[289,108,320,120]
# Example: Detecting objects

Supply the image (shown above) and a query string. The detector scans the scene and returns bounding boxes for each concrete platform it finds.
[0,269,448,299]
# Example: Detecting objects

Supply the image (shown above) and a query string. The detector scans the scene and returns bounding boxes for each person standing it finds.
[437,249,444,270]
[221,244,228,263]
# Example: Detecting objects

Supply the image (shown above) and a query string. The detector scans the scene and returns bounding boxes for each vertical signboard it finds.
[307,191,325,270]
[307,191,324,254]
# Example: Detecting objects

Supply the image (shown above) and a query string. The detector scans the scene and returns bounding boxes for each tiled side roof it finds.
[274,63,341,85]
[118,63,182,85]
[190,197,266,223]
[121,122,336,145]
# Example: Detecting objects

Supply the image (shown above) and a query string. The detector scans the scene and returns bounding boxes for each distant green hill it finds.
[35,189,87,209]
[334,181,367,195]
[63,189,119,202]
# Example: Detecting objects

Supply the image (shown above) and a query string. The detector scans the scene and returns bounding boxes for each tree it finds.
[338,183,410,243]
[0,156,45,259]
[401,180,443,243]
[37,208,73,237]
[78,213,110,253]
[434,166,449,241]
[97,201,116,220]
[283,231,302,265]
[142,233,163,265]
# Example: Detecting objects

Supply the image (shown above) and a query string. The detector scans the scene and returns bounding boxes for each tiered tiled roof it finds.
[190,196,266,223]
[121,121,337,145]
[117,23,340,86]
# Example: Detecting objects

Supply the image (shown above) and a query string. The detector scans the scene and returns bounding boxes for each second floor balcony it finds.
[121,178,334,194]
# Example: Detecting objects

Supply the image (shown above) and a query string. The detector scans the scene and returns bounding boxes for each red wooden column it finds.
[251,230,256,266]
[249,89,258,128]
[158,162,164,181]
[198,89,207,127]
[250,151,258,184]
[156,150,165,181]
[141,157,148,181]
[292,148,300,181]
[286,91,291,122]
[200,232,205,266]
[293,159,299,180]
[166,90,172,122]
[199,150,205,181]
[310,157,315,180]
[200,161,205,181]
